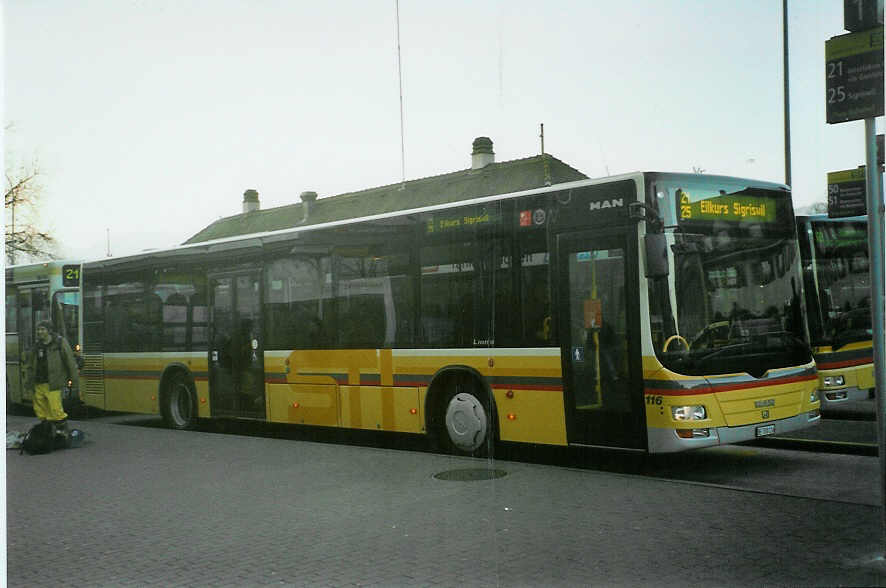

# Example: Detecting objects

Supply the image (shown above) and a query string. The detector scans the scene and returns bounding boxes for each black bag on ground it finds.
[20,421,56,455]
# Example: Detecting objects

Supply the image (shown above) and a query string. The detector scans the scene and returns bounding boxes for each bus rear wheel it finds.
[435,375,495,457]
[162,372,197,430]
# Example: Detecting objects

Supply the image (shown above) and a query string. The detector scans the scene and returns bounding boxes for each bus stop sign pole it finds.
[867,117,886,559]
[825,5,884,554]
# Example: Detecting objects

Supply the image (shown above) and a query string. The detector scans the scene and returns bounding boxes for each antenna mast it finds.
[395,0,406,187]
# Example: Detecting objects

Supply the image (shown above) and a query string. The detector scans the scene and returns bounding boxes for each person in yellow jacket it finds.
[24,320,79,439]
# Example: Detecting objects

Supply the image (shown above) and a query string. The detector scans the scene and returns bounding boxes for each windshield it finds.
[647,176,810,377]
[804,219,871,349]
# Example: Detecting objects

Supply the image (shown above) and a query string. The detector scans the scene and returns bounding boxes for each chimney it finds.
[471,136,495,169]
[299,191,318,223]
[242,189,260,213]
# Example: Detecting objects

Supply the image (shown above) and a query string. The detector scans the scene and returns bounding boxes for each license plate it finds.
[756,424,776,437]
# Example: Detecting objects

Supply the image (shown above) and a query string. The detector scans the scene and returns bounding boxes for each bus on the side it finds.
[78,172,820,454]
[5,260,83,411]
[796,214,875,409]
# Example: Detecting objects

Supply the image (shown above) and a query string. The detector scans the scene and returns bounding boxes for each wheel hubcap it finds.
[445,392,487,452]
[170,383,191,425]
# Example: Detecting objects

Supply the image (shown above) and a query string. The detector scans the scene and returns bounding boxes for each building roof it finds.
[183,152,587,244]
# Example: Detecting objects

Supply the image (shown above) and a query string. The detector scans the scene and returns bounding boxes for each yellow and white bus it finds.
[797,214,875,408]
[5,260,82,411]
[79,172,820,454]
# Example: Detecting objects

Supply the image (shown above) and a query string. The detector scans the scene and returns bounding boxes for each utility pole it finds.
[824,0,884,556]
[783,0,792,186]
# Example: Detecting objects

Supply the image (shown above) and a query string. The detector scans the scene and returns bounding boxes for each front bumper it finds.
[647,410,821,453]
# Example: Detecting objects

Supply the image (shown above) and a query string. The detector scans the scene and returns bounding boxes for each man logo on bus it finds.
[589,198,623,211]
[533,208,546,225]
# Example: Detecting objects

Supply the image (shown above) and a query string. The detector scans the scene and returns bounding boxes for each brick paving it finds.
[5,413,886,587]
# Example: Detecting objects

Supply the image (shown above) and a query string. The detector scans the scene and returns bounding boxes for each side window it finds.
[474,237,518,348]
[6,288,17,334]
[335,249,414,349]
[19,291,33,352]
[153,270,207,352]
[419,202,509,348]
[519,233,555,346]
[83,275,104,352]
[104,278,146,352]
[191,290,209,349]
[420,240,476,347]
[265,255,333,349]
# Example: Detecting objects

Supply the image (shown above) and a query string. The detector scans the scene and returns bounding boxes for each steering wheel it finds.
[662,335,690,352]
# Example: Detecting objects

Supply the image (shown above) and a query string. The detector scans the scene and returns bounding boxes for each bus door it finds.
[7,285,50,405]
[209,271,265,419]
[557,231,645,449]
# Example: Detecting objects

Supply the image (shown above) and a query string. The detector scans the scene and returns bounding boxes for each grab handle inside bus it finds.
[644,233,669,278]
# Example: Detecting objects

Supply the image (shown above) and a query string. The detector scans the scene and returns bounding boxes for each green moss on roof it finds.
[184,154,587,244]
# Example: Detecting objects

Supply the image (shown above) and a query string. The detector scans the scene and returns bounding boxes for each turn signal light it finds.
[676,428,710,439]
[409,408,417,415]
[507,413,517,420]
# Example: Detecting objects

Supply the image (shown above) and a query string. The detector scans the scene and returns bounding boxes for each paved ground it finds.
[5,413,886,587]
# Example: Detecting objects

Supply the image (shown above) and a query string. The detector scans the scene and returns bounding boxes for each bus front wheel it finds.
[162,372,197,430]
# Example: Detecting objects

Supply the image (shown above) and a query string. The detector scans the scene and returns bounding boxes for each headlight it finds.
[810,389,819,403]
[823,375,845,387]
[672,405,707,421]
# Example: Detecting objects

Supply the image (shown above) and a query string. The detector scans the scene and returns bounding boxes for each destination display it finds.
[677,191,776,224]
[62,264,81,287]
[425,207,501,234]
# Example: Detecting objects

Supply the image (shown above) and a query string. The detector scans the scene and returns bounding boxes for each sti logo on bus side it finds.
[588,198,624,211]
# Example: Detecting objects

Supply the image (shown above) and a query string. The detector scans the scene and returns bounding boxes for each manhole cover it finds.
[433,468,508,481]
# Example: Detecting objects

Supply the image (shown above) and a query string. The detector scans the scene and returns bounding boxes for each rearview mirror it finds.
[645,233,669,278]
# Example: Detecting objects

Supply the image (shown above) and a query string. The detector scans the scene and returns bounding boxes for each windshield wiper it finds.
[761,330,811,355]
[690,331,809,364]
[830,308,873,350]
[690,341,755,364]
[832,328,873,351]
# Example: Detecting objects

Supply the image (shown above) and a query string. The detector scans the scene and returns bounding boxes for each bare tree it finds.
[5,162,56,264]
[795,200,829,215]
[809,201,828,213]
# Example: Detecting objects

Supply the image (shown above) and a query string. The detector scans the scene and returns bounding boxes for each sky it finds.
[2,0,882,262]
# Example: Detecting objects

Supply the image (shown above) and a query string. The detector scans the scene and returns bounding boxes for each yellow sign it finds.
[827,167,866,184]
[678,191,776,223]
